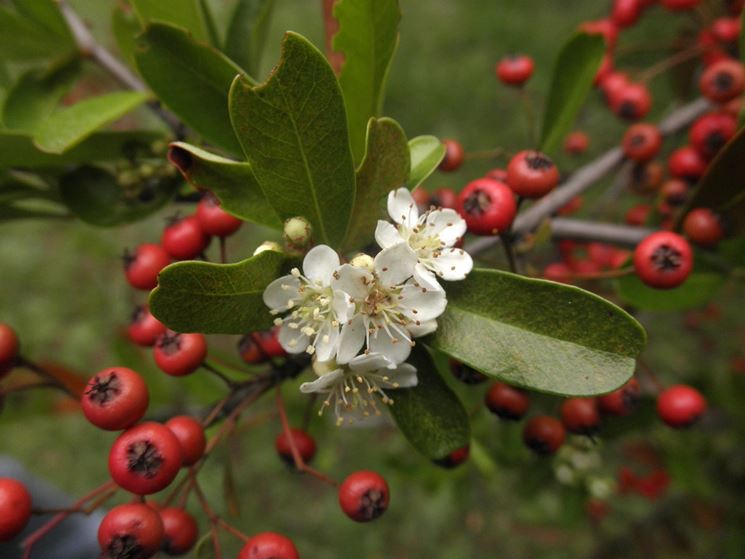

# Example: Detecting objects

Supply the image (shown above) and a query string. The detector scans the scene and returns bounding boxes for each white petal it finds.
[429,248,473,281]
[390,363,418,388]
[399,283,447,322]
[374,243,417,287]
[348,352,394,373]
[302,245,340,285]
[413,263,444,292]
[262,275,301,310]
[374,220,403,249]
[369,326,412,365]
[331,290,354,323]
[314,322,339,362]
[300,369,344,393]
[407,318,438,337]
[331,264,373,300]
[425,209,467,246]
[387,187,418,228]
[278,325,309,354]
[336,314,366,364]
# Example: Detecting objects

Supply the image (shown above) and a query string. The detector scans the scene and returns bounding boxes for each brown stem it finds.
[201,361,237,389]
[637,46,703,84]
[16,357,78,399]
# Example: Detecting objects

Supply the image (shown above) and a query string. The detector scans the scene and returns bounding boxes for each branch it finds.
[550,218,653,246]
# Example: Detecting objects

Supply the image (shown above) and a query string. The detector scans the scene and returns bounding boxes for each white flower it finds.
[332,243,447,365]
[262,245,353,361]
[376,187,473,289]
[300,353,417,425]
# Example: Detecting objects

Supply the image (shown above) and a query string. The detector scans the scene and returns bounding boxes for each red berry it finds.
[0,478,31,542]
[522,416,565,455]
[597,378,640,416]
[560,397,601,435]
[485,168,508,182]
[622,123,662,162]
[411,188,431,213]
[124,244,171,291]
[683,208,725,247]
[238,532,299,559]
[657,384,707,428]
[660,0,700,9]
[275,428,317,465]
[338,470,389,522]
[633,231,693,289]
[571,258,602,276]
[128,306,167,347]
[439,139,464,172]
[659,179,689,209]
[600,71,629,104]
[81,367,149,431]
[698,29,729,67]
[108,422,183,495]
[711,17,741,44]
[580,19,618,49]
[543,262,573,284]
[612,0,642,28]
[625,203,651,226]
[594,54,614,86]
[588,243,619,269]
[153,331,207,377]
[253,328,285,358]
[161,215,210,261]
[433,445,470,469]
[0,323,19,376]
[449,360,488,384]
[689,112,736,159]
[485,382,530,420]
[700,59,745,103]
[457,178,517,235]
[668,146,707,183]
[98,503,164,559]
[195,193,242,237]
[159,507,198,556]
[429,187,458,209]
[611,83,652,121]
[564,131,590,155]
[165,416,206,466]
[609,249,631,269]
[507,150,560,198]
[558,196,583,216]
[496,54,534,86]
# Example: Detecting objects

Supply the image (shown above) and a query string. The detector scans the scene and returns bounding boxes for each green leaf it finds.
[388,346,470,461]
[112,6,141,69]
[0,6,74,61]
[342,117,409,251]
[406,135,445,190]
[131,0,212,43]
[150,250,286,334]
[428,269,646,396]
[539,33,605,155]
[229,32,356,248]
[0,204,68,221]
[224,0,276,76]
[333,0,400,164]
[33,91,149,154]
[11,0,72,41]
[168,141,281,230]
[58,166,181,227]
[135,23,246,154]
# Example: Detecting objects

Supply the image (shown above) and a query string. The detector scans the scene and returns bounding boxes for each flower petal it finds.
[262,275,301,310]
[278,324,309,354]
[299,369,344,393]
[348,352,394,373]
[302,245,340,285]
[369,326,412,365]
[314,322,339,362]
[424,209,467,246]
[374,220,403,249]
[336,314,366,364]
[413,263,444,292]
[387,187,418,228]
[390,363,418,388]
[374,243,417,287]
[407,318,438,338]
[399,283,447,322]
[430,248,473,281]
[331,264,373,300]
[331,290,354,323]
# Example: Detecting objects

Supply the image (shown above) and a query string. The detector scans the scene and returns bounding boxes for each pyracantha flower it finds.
[376,187,472,290]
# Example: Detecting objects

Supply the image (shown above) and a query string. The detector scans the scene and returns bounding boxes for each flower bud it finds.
[283,216,312,248]
[350,253,374,271]
[253,241,283,256]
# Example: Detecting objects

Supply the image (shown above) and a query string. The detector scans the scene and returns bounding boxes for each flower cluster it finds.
[263,187,473,423]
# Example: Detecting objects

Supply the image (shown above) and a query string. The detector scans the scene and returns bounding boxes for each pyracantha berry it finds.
[580,19,618,49]
[98,503,164,559]
[660,0,700,10]
[159,507,198,556]
[571,258,602,277]
[165,416,206,466]
[629,160,664,194]
[429,187,458,209]
[564,131,590,155]
[457,178,517,235]
[439,139,464,172]
[543,262,573,284]
[496,54,534,86]
[507,150,560,198]
[560,397,601,435]
[485,168,508,182]
[195,192,242,237]
[600,71,629,104]
[593,54,614,86]
[81,367,149,431]
[433,445,470,469]
[238,328,286,364]
[449,360,488,385]
[411,188,431,213]
[625,204,651,226]
[699,59,745,103]
[659,179,689,210]
[0,323,19,377]
[161,215,210,261]
[588,243,619,269]
[238,532,300,559]
[128,305,167,347]
[597,378,641,416]
[124,244,171,291]
[558,196,583,216]
[657,384,707,428]
[485,382,530,420]
[275,428,317,465]
[689,112,736,160]
[633,231,693,289]
[0,478,31,542]
[153,331,207,377]
[338,470,390,522]
[683,208,725,247]
[612,0,642,28]
[523,416,565,455]
[667,146,707,183]
[622,123,662,162]
[711,17,741,45]
[611,83,652,121]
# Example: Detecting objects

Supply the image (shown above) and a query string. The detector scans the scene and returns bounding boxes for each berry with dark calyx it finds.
[611,82,652,121]
[0,478,31,542]
[657,384,707,428]
[683,208,725,247]
[700,59,745,103]
[81,367,149,431]
[496,54,534,86]
[659,179,689,209]
[564,131,589,155]
[161,215,210,261]
[485,382,530,420]
[660,0,700,9]
[165,416,206,466]
[153,331,207,377]
[195,192,242,237]
[543,262,573,284]
[128,305,167,347]
[612,0,642,28]
[580,19,618,49]
[275,428,317,465]
[689,112,736,160]
[507,150,560,198]
[667,146,707,183]
[338,470,390,522]
[0,323,19,376]
[429,187,457,209]
[449,360,488,384]
[238,532,300,559]
[124,244,171,291]
[560,397,601,435]
[457,178,517,235]
[625,203,651,226]
[159,507,198,556]
[433,445,470,469]
[108,422,183,495]
[522,416,565,455]
[98,503,164,559]
[622,123,662,162]
[598,378,640,416]
[439,139,464,172]
[485,168,508,182]
[633,231,693,289]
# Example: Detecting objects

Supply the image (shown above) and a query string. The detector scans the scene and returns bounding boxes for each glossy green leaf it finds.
[406,135,445,190]
[150,250,286,334]
[342,117,409,251]
[224,0,276,76]
[135,23,247,154]
[168,141,281,230]
[539,33,605,155]
[0,6,74,61]
[33,91,149,154]
[131,0,212,43]
[229,32,356,248]
[11,0,71,40]
[333,0,400,164]
[388,346,470,461]
[112,6,140,68]
[429,269,646,396]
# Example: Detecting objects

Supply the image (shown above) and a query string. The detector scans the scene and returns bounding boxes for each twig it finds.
[16,357,78,399]
[201,361,238,389]
[550,218,653,246]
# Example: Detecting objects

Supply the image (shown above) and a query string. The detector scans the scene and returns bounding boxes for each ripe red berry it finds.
[109,422,183,495]
[165,416,206,466]
[543,262,573,284]
[153,331,207,377]
[668,146,707,183]
[625,204,651,226]
[449,360,488,384]
[657,384,707,428]
[485,168,508,182]
[594,54,614,86]
[571,258,602,277]
[560,397,601,435]
[0,323,19,376]
[600,71,629,104]
[597,378,640,416]
[238,328,286,365]
[438,139,464,172]
[587,243,618,269]
[611,83,652,121]
[633,231,693,289]
[457,178,517,235]
[124,244,171,291]
[81,367,149,431]
[128,305,167,347]
[159,507,198,556]
[429,187,458,209]
[433,445,470,469]
[558,195,583,216]
[98,503,164,559]
[0,478,31,542]
[496,54,534,86]
[411,188,431,212]
[612,0,642,28]
[699,59,745,103]
[275,428,317,465]
[580,19,618,49]
[683,208,725,247]
[195,193,242,237]
[522,416,565,455]
[660,0,700,9]
[711,17,741,44]
[659,179,689,210]
[564,131,590,155]
[485,382,530,420]
[698,29,729,67]
[622,123,662,162]
[507,150,560,198]
[339,470,390,522]
[689,112,736,159]
[161,215,210,261]
[238,532,299,559]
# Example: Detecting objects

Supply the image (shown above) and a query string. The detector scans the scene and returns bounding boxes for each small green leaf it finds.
[539,33,605,155]
[168,141,281,230]
[150,250,286,334]
[131,0,212,43]
[135,23,247,154]
[194,532,216,559]
[33,91,149,154]
[342,117,409,251]
[112,6,140,68]
[429,269,646,396]
[406,135,445,190]
[333,0,401,164]
[0,6,74,61]
[229,32,356,248]
[224,0,276,76]
[388,346,470,461]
